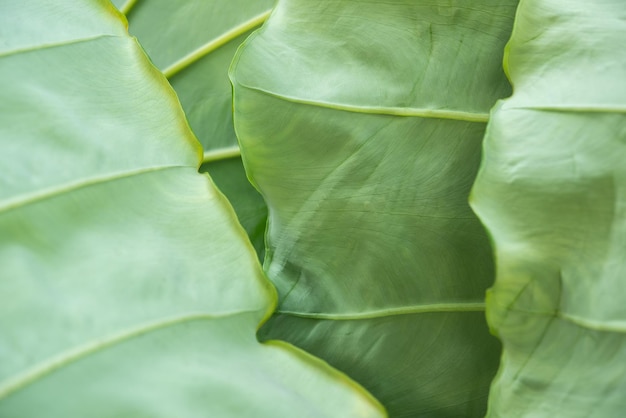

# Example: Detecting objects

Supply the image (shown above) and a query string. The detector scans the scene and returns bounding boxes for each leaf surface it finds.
[470,0,626,416]
[230,0,518,416]
[0,2,385,417]
[117,0,274,258]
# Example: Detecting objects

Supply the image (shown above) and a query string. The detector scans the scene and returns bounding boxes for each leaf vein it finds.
[509,104,626,114]
[0,310,257,400]
[119,0,140,15]
[0,34,120,59]
[162,10,272,78]
[276,302,486,321]
[237,86,490,122]
[202,145,241,164]
[0,165,188,215]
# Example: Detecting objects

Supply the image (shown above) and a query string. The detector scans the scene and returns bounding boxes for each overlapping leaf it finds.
[230,0,518,416]
[0,1,385,416]
[116,0,275,258]
[470,0,626,416]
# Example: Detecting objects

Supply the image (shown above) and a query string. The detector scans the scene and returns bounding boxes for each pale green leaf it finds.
[471,0,626,416]
[0,2,385,417]
[230,0,518,416]
[122,0,273,150]
[117,0,273,258]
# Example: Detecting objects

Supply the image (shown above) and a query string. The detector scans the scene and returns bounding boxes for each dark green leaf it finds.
[230,0,518,416]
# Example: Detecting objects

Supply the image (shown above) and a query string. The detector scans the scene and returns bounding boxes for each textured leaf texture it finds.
[231,0,518,416]
[117,0,274,258]
[470,0,626,416]
[0,1,385,417]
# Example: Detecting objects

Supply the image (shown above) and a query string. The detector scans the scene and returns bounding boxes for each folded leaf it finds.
[117,0,274,258]
[230,0,518,416]
[0,2,385,416]
[470,0,626,416]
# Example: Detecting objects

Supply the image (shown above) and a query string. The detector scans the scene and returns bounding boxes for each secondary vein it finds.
[162,10,272,79]
[0,165,186,215]
[0,34,119,59]
[241,86,490,122]
[202,145,241,164]
[0,310,256,400]
[276,302,486,320]
[119,0,140,15]
[512,104,626,114]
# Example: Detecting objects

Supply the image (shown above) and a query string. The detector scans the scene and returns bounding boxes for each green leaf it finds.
[470,0,626,416]
[0,2,385,417]
[117,0,274,260]
[230,0,518,416]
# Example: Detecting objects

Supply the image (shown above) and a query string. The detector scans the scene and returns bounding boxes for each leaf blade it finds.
[231,0,519,415]
[119,0,273,258]
[0,2,386,416]
[470,0,626,416]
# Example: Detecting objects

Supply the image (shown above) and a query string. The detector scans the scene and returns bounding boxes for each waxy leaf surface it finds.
[471,0,626,416]
[231,0,518,416]
[0,2,385,417]
[116,0,274,258]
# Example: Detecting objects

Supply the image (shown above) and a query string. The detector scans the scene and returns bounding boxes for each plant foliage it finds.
[0,1,384,416]
[2,0,624,417]
[471,0,626,416]
[230,1,517,416]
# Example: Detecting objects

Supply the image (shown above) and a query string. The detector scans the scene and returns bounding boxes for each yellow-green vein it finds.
[276,302,487,321]
[119,0,140,15]
[238,86,491,123]
[162,10,272,79]
[0,310,257,400]
[203,145,241,164]
[0,165,188,215]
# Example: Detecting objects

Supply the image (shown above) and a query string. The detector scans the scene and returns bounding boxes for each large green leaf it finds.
[0,2,385,416]
[116,0,274,258]
[470,0,626,416]
[230,0,518,416]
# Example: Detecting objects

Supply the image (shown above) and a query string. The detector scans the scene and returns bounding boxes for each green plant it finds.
[230,1,517,416]
[471,0,626,416]
[0,1,382,417]
[1,0,624,417]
